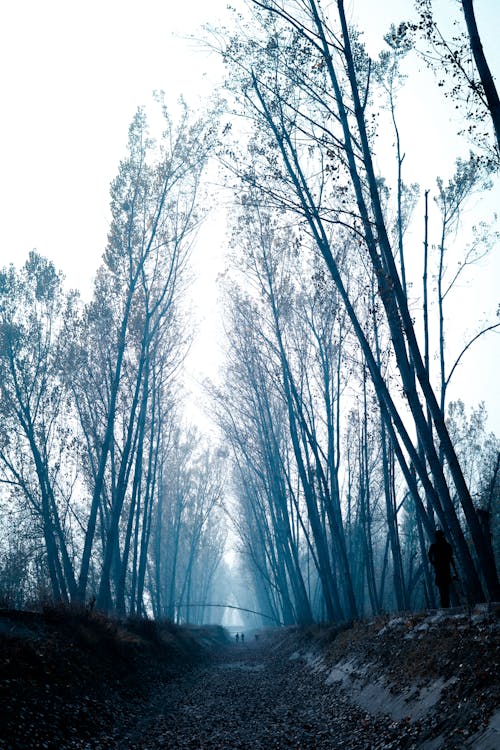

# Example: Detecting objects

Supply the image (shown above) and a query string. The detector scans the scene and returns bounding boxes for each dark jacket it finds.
[428,539,454,585]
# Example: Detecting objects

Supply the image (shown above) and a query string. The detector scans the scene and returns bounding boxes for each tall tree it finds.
[408,0,500,160]
[74,100,215,607]
[218,0,499,602]
[460,0,500,152]
[0,253,78,601]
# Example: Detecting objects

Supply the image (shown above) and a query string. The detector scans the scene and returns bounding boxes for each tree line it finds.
[0,0,499,627]
[0,101,226,620]
[211,0,500,624]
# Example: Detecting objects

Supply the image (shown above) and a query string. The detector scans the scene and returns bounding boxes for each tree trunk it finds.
[461,0,500,153]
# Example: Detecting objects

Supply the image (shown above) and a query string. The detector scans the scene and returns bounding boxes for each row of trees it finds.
[211,0,500,624]
[1,0,499,628]
[0,101,226,620]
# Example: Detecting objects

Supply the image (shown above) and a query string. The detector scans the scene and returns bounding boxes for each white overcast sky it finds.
[0,0,499,432]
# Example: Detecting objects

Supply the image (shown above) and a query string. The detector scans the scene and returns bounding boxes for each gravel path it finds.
[113,638,404,750]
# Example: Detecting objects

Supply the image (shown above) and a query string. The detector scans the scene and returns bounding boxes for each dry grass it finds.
[0,605,229,748]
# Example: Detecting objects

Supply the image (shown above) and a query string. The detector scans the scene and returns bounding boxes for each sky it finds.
[0,0,499,433]
[0,0,227,291]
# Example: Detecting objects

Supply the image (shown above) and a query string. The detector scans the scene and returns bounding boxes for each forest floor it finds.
[0,604,499,749]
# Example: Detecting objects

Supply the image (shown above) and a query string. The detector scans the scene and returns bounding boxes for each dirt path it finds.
[112,637,404,750]
[2,610,497,748]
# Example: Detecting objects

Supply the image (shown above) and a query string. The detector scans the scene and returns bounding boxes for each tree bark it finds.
[461,0,500,153]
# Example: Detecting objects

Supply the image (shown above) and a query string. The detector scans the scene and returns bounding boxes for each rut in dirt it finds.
[115,637,401,750]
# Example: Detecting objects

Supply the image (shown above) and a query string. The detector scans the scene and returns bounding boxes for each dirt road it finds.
[113,636,403,750]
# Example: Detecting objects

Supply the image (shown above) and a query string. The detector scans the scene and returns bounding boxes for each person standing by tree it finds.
[428,530,458,608]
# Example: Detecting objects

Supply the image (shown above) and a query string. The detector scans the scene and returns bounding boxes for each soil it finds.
[288,604,500,748]
[0,605,499,749]
[110,634,405,750]
[0,607,227,750]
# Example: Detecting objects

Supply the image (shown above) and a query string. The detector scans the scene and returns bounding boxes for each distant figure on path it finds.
[235,632,239,643]
[428,529,458,608]
[241,632,244,643]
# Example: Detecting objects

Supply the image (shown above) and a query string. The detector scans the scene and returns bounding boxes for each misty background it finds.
[0,0,499,627]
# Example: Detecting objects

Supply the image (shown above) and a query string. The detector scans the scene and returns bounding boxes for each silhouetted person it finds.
[428,529,458,608]
[241,632,244,643]
[235,632,239,643]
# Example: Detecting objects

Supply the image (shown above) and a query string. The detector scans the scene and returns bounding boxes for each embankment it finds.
[280,605,500,749]
[0,606,228,749]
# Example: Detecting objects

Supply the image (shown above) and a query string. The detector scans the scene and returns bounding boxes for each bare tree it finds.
[406,0,500,161]
[72,100,215,608]
[0,253,78,601]
[217,0,498,603]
